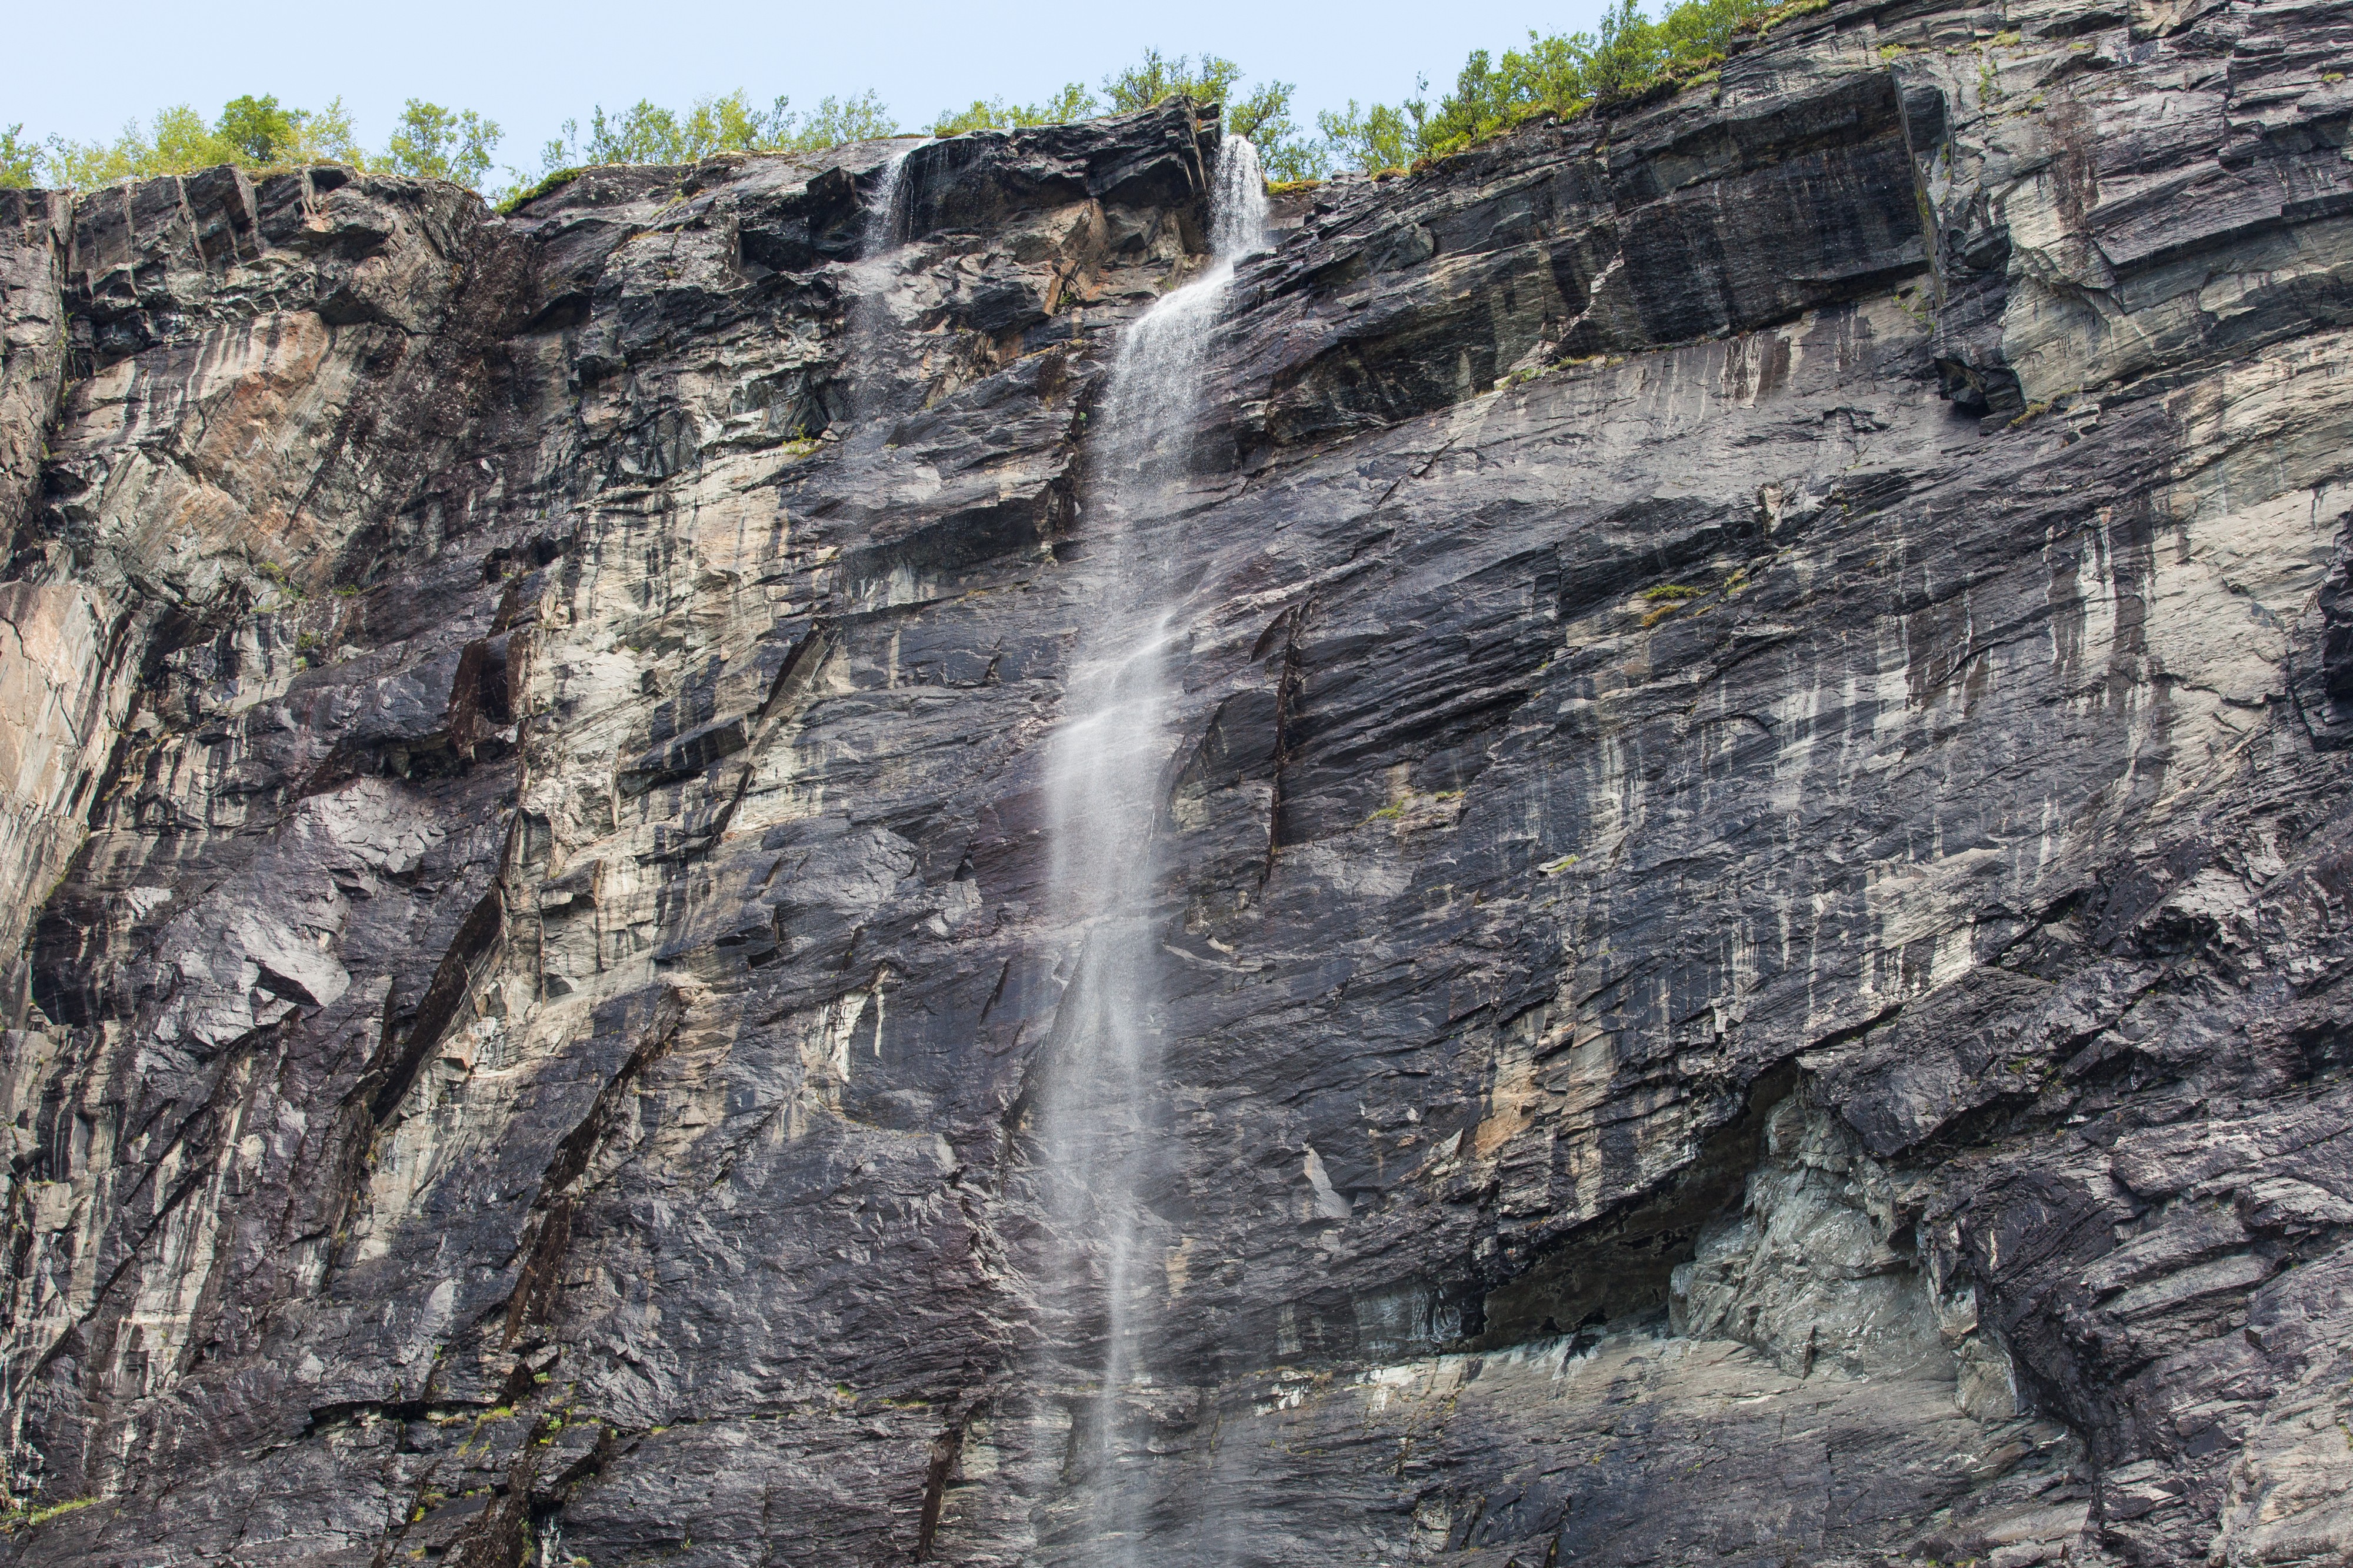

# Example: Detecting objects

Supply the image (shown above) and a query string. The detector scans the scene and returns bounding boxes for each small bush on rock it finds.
[1324,0,1778,171]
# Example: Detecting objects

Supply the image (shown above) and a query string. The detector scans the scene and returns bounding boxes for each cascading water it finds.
[865,145,912,253]
[1030,134,1268,1562]
[846,144,920,422]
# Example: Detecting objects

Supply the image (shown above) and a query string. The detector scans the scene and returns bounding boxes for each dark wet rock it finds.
[1,4,2352,1564]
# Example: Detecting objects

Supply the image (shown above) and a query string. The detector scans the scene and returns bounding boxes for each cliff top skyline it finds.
[8,0,1625,187]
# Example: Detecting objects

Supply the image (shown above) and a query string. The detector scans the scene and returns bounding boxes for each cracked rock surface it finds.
[3,0,2353,1562]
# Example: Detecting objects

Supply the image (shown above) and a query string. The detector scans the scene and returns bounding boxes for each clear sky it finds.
[8,0,1614,179]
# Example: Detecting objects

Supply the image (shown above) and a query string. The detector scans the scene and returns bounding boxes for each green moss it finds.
[1265,178,1323,196]
[1364,788,1465,828]
[1744,0,1831,34]
[0,1498,96,1531]
[1639,583,1706,602]
[500,166,584,213]
[252,559,306,600]
[1496,361,1557,392]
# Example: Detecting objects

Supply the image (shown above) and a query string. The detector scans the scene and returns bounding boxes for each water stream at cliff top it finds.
[1032,135,1267,1561]
[846,142,921,424]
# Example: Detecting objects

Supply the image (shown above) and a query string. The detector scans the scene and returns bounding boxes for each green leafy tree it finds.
[1102,49,1245,113]
[215,95,302,162]
[796,91,897,148]
[35,94,455,188]
[1656,0,1774,59]
[1098,50,1325,181]
[1225,79,1324,181]
[681,90,801,155]
[531,87,895,185]
[1329,0,1773,169]
[286,99,366,164]
[932,83,1097,137]
[0,126,36,188]
[381,99,502,187]
[1317,91,1430,175]
[42,105,229,186]
[562,101,686,167]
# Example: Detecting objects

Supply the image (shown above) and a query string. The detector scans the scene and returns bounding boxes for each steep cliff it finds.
[2,1,2351,1563]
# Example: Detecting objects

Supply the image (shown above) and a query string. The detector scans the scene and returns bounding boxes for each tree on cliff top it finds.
[36,97,363,187]
[1097,51,1326,182]
[528,89,896,181]
[929,52,1324,181]
[931,84,1099,138]
[384,101,502,188]
[18,94,504,189]
[214,95,308,163]
[1321,0,1778,173]
[0,128,35,189]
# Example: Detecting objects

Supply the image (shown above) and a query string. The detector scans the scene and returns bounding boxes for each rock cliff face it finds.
[4,0,2353,1563]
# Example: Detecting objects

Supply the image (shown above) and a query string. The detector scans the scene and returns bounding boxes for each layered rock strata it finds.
[1,0,2351,1563]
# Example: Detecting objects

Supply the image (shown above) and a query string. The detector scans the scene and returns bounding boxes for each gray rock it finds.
[1,2,2352,1563]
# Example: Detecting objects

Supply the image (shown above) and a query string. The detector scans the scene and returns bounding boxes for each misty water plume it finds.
[1028,134,1268,1562]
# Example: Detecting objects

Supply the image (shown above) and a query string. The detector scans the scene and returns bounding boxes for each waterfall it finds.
[845,144,919,424]
[1032,134,1268,1562]
[862,144,912,255]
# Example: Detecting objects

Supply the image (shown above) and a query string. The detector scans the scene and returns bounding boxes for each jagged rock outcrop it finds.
[1,0,2351,1563]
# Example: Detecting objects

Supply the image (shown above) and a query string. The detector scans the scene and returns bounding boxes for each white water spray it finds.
[847,143,920,422]
[1031,135,1268,1562]
[863,145,913,254]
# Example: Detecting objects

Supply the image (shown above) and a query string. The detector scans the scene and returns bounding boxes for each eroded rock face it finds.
[1,1,2351,1563]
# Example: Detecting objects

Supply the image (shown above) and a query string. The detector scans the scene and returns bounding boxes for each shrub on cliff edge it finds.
[932,84,1100,138]
[0,128,35,189]
[526,88,896,182]
[1096,50,1327,182]
[1322,0,1778,172]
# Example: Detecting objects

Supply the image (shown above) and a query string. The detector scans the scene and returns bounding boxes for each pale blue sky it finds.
[9,0,1614,179]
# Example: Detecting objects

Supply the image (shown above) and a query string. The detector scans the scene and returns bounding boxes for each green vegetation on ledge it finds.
[1320,0,1782,172]
[0,1497,96,1531]
[528,90,896,185]
[931,52,1321,183]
